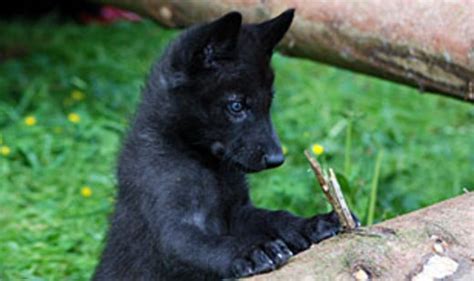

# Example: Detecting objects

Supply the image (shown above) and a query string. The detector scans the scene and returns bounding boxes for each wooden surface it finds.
[246,192,474,280]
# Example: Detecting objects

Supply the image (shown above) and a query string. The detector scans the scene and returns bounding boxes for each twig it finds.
[304,150,357,230]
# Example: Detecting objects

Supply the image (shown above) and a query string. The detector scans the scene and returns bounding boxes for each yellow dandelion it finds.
[68,113,81,124]
[282,145,288,155]
[81,186,93,198]
[71,90,85,101]
[0,145,11,156]
[24,116,37,126]
[311,143,325,156]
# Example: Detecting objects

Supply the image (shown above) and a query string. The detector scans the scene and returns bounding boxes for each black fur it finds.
[94,9,356,280]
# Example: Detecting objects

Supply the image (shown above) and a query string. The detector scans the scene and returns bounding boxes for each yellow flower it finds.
[71,90,85,101]
[0,145,11,156]
[311,143,325,156]
[81,186,93,198]
[282,145,288,155]
[68,113,81,124]
[24,116,37,126]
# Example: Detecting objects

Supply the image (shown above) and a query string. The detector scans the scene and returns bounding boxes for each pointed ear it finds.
[205,11,242,49]
[192,11,242,69]
[256,9,295,54]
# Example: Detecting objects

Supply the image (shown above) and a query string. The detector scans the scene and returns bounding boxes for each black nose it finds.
[263,153,285,168]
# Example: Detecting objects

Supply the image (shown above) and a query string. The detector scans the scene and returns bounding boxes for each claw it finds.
[250,249,275,273]
[263,239,292,266]
[230,239,293,278]
[231,258,254,278]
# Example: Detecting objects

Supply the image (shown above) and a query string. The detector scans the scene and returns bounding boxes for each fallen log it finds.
[94,0,474,103]
[245,192,474,281]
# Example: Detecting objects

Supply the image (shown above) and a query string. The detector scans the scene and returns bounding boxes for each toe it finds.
[262,240,292,266]
[308,229,337,243]
[279,231,311,254]
[250,249,276,274]
[231,258,254,278]
[304,213,341,243]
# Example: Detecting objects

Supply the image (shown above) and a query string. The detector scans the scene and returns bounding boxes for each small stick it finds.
[304,150,357,230]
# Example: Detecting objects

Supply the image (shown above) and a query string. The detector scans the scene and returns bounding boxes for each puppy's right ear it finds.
[188,11,242,70]
[255,9,295,55]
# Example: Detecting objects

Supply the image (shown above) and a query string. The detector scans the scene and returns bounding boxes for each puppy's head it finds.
[162,9,295,172]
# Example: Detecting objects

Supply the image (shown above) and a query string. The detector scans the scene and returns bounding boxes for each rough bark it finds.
[95,0,474,103]
[245,192,474,281]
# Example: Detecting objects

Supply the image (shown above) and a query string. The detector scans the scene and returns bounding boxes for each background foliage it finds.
[1,19,472,280]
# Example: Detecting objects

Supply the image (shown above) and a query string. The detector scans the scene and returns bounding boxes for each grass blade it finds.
[367,150,384,225]
[344,119,352,177]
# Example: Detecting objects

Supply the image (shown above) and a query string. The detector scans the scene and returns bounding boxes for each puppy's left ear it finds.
[196,11,242,69]
[256,9,295,55]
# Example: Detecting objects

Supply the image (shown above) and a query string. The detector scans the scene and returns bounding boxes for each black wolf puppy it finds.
[94,9,352,280]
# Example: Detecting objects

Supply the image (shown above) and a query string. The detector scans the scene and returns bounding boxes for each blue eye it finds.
[228,101,244,113]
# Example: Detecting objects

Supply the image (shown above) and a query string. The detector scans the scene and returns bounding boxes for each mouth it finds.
[231,160,265,173]
[212,142,267,173]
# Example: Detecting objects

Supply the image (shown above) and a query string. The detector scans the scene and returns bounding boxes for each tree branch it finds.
[94,0,474,103]
[304,150,356,230]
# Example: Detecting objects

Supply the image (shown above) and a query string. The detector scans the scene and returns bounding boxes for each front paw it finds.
[230,239,293,278]
[304,211,361,243]
[304,211,340,243]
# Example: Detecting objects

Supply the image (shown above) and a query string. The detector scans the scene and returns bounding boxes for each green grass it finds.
[1,18,473,280]
[367,150,383,226]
